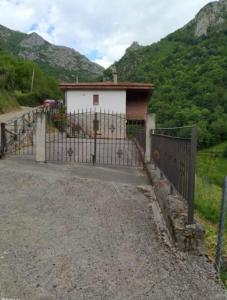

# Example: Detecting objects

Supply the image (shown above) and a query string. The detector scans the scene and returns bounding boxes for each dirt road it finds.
[0,157,226,300]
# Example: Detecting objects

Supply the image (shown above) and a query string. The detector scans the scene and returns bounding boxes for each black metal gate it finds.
[46,109,145,167]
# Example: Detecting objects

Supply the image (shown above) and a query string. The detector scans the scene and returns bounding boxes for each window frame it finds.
[93,94,99,106]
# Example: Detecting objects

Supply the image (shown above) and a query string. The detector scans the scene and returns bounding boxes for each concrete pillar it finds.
[145,113,156,163]
[35,112,46,162]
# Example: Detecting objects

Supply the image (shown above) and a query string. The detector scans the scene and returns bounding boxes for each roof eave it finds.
[59,83,155,92]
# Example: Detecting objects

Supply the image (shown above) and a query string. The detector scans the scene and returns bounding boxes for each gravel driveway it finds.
[0,158,226,300]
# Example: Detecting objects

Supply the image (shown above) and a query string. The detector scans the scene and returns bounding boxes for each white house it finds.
[59,82,154,121]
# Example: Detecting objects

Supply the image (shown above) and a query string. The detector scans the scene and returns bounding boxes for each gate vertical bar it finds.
[78,109,80,162]
[81,110,84,162]
[99,108,101,164]
[187,126,197,224]
[85,109,87,162]
[93,112,97,164]
[114,111,117,165]
[0,123,6,158]
[107,110,110,164]
[103,109,106,164]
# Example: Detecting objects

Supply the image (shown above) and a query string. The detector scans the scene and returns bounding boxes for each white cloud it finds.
[0,0,212,68]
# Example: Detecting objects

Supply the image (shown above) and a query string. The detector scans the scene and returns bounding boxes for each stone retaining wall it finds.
[145,163,205,255]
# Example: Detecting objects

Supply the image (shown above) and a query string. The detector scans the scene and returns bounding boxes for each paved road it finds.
[0,158,226,300]
[0,106,35,123]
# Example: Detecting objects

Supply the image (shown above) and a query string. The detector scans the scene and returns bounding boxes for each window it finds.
[93,94,99,106]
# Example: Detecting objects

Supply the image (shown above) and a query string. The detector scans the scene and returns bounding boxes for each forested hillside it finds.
[0,50,61,113]
[105,0,227,148]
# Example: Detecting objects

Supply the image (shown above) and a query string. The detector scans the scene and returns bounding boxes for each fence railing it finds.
[151,126,197,224]
[0,106,43,158]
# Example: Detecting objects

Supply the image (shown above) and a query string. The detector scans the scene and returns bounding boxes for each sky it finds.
[0,0,213,68]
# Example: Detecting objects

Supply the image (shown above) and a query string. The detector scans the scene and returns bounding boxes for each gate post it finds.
[0,123,6,158]
[35,112,46,162]
[145,114,156,163]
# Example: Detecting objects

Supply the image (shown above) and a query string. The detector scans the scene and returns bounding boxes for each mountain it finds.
[190,0,227,37]
[0,24,104,82]
[104,0,227,148]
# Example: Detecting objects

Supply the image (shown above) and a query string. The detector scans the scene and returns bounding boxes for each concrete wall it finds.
[66,90,126,114]
[35,112,46,162]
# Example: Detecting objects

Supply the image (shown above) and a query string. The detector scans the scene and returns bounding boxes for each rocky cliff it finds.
[0,25,104,82]
[187,0,227,36]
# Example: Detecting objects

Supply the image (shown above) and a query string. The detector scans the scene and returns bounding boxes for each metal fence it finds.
[151,126,197,224]
[0,106,43,158]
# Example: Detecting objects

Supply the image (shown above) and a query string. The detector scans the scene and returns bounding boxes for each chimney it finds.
[113,72,118,84]
[112,66,118,84]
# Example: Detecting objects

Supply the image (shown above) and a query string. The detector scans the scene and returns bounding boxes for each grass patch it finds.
[197,142,227,187]
[195,211,227,287]
[195,142,227,286]
[195,213,221,258]
[221,271,227,288]
[0,89,19,114]
[195,175,222,224]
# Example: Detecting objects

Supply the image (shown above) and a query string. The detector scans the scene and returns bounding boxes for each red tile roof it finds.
[59,82,155,91]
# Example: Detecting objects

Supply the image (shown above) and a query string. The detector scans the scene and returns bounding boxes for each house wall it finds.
[66,90,126,113]
[68,112,126,139]
[126,91,148,120]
